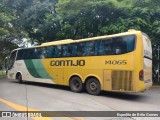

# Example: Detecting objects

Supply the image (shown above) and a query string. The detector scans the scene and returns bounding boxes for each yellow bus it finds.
[7,30,152,95]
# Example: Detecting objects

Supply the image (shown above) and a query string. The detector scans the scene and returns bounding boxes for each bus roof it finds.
[76,30,141,42]
[40,39,74,46]
[40,30,141,46]
[12,30,142,52]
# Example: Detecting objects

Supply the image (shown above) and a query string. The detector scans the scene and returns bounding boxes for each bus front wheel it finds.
[86,78,101,95]
[69,76,83,93]
[17,73,23,84]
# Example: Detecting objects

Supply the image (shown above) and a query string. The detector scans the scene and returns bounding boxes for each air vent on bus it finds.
[111,70,133,91]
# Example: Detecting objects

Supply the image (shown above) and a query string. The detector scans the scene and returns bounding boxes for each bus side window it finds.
[70,43,77,57]
[61,45,69,57]
[34,48,39,59]
[35,48,42,59]
[17,50,24,60]
[98,40,105,55]
[68,44,72,57]
[47,46,54,58]
[95,40,101,55]
[26,48,36,59]
[83,41,95,56]
[40,47,48,59]
[88,41,95,56]
[82,42,87,56]
[24,49,30,59]
[16,49,26,60]
[113,37,126,54]
[77,43,83,56]
[123,35,135,52]
[54,45,61,58]
[103,39,113,55]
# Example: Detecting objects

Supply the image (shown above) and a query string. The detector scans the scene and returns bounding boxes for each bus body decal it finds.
[24,59,53,79]
[32,59,53,79]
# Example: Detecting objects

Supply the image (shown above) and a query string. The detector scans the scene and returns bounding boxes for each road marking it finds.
[0,98,51,120]
[0,98,84,120]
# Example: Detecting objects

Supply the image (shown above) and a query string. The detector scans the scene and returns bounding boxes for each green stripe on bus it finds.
[24,59,52,79]
[24,60,42,78]
[32,59,52,79]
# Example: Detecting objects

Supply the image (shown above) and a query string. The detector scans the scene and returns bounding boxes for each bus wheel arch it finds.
[69,75,83,93]
[85,76,101,95]
[16,72,23,83]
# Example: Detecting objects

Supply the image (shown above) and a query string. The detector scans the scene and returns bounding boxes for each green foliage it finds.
[0,40,18,65]
[0,0,160,43]
[0,70,6,76]
[1,0,158,43]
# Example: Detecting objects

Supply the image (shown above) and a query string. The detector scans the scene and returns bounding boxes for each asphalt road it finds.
[0,77,160,120]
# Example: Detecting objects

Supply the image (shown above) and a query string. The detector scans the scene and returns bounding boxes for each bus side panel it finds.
[54,68,104,87]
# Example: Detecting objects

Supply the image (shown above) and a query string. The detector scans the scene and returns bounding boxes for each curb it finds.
[151,86,160,88]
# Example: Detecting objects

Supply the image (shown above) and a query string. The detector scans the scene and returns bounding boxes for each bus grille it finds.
[111,71,133,91]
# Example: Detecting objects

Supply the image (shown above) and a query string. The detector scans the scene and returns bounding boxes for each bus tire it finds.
[86,78,101,95]
[17,73,23,84]
[69,76,83,93]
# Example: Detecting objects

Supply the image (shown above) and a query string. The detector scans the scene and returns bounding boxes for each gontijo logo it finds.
[50,60,85,66]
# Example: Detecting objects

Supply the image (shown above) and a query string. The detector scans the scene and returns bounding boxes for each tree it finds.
[0,0,21,65]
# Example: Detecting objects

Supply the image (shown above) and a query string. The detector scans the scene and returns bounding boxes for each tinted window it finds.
[26,49,36,59]
[17,49,26,60]
[112,35,135,54]
[83,41,95,56]
[77,42,84,56]
[124,35,135,52]
[17,48,42,60]
[46,46,54,58]
[40,47,48,59]
[99,38,113,55]
[98,35,135,55]
[69,43,77,57]
[33,46,55,59]
[54,45,62,58]
[16,35,135,59]
[61,45,70,57]
[33,48,40,59]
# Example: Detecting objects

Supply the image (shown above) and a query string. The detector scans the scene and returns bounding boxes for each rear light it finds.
[139,70,144,81]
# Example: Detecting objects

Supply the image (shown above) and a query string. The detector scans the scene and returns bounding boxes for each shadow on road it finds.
[10,79,152,101]
[11,80,71,91]
[100,91,147,101]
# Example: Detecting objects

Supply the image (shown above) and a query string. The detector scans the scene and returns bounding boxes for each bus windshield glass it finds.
[8,51,17,70]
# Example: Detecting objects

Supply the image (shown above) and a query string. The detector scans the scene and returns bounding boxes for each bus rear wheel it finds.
[86,78,101,95]
[69,77,83,93]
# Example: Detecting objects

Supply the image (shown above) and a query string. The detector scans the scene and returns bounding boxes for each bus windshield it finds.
[8,51,17,70]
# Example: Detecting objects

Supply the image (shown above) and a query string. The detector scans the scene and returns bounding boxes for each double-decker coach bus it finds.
[7,30,152,95]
